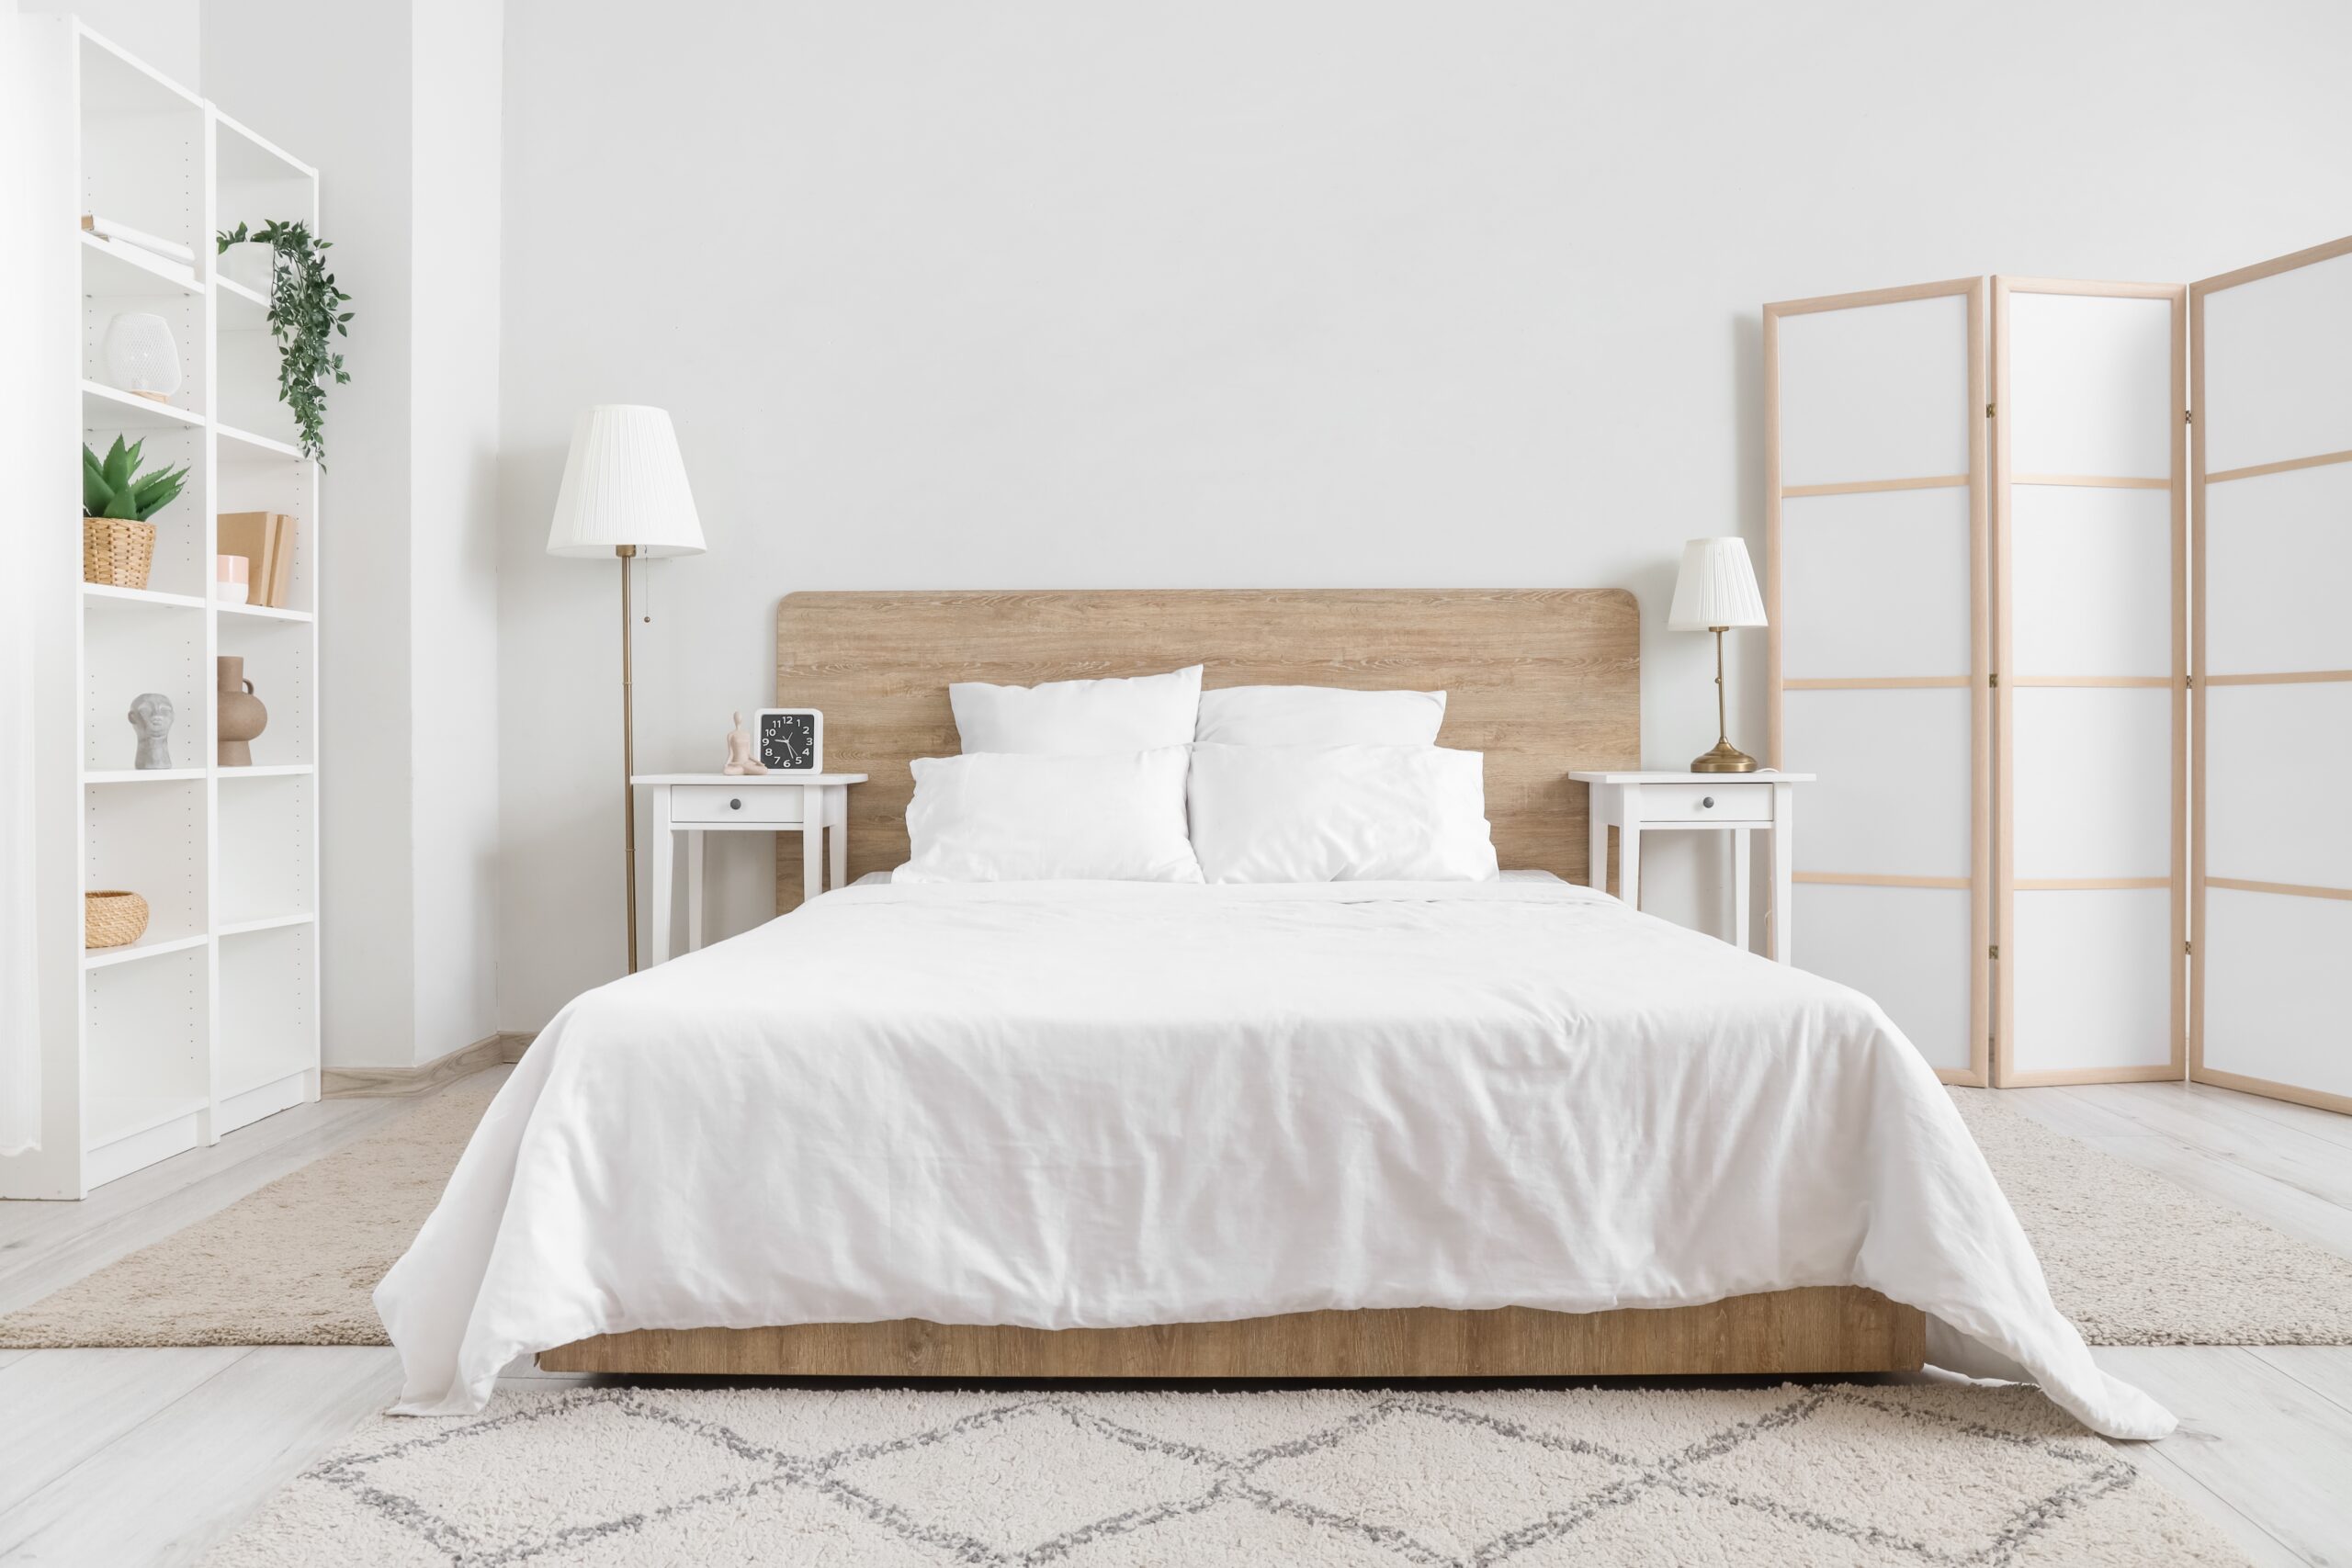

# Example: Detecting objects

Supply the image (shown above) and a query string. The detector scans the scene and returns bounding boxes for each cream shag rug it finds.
[1949,1089,2352,1345]
[204,1383,2245,1566]
[6,1068,2349,1348]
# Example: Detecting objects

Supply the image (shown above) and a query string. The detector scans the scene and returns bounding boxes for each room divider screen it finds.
[1764,279,1991,1086]
[2192,236,2352,1114]
[1770,234,2347,1105]
[1991,279,2187,1086]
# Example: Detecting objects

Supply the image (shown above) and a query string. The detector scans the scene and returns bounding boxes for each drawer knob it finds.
[1701,795,1715,808]
[729,798,743,810]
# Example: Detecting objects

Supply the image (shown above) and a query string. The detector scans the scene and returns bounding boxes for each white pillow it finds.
[896,746,1204,884]
[1185,744,1499,884]
[1194,685,1447,747]
[951,665,1203,754]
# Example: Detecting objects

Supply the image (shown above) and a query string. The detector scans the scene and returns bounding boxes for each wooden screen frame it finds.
[2189,233,2352,1115]
[1764,277,1993,1087]
[773,588,1642,910]
[1989,277,2189,1087]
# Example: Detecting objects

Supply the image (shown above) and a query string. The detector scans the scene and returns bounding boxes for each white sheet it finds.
[377,879,2171,1439]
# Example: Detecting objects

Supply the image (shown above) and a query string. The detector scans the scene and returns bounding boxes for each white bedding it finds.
[377,878,2171,1439]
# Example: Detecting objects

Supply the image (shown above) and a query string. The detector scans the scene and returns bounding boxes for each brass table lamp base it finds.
[1690,737,1759,773]
[1689,625,1759,773]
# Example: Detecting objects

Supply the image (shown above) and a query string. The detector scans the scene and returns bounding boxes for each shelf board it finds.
[213,107,316,185]
[215,423,301,461]
[216,599,312,624]
[215,762,312,778]
[82,582,208,613]
[84,767,206,784]
[216,275,267,331]
[83,930,207,971]
[218,911,314,937]
[83,380,205,431]
[77,24,203,115]
[85,1092,209,1154]
[80,230,203,297]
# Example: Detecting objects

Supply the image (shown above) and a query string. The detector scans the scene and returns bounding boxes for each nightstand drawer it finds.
[1640,784,1770,823]
[669,784,808,825]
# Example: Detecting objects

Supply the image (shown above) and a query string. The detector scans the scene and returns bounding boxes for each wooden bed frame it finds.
[542,589,1926,1381]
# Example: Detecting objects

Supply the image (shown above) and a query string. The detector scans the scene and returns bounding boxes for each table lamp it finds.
[546,405,706,972]
[1668,536,1768,773]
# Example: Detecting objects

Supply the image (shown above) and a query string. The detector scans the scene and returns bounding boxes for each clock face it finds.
[758,710,820,772]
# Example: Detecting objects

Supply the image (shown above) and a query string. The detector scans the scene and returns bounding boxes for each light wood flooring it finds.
[0,1073,2346,1565]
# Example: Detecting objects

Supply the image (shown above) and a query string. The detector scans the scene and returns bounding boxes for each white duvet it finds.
[378,878,2172,1439]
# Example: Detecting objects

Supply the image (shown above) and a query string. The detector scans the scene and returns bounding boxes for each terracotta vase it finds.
[217,655,268,766]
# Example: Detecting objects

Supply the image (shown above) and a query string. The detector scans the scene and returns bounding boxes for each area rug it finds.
[6,1066,2349,1349]
[1949,1089,2352,1345]
[203,1383,2245,1566]
[0,1070,504,1348]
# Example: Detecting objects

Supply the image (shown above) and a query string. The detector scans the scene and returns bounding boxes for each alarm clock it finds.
[755,708,823,773]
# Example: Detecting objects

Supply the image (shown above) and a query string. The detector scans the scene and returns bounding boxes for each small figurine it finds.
[128,692,175,771]
[721,710,769,776]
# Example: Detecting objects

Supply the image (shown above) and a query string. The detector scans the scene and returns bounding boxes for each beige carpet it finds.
[0,1070,503,1348]
[203,1382,2246,1566]
[6,1068,2349,1349]
[1950,1089,2352,1345]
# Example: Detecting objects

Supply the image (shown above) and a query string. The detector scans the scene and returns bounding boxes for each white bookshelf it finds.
[5,22,322,1197]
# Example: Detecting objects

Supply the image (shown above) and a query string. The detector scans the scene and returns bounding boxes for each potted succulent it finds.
[82,436,190,591]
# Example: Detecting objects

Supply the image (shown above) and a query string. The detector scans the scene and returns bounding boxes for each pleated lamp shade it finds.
[545,405,707,558]
[1667,537,1767,630]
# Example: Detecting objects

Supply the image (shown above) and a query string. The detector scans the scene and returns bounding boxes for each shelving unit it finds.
[6,21,323,1197]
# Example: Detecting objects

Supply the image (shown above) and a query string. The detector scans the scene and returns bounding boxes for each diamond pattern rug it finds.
[205,1382,2245,1566]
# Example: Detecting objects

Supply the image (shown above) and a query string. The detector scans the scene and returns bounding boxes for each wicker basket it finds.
[83,516,158,590]
[85,890,151,949]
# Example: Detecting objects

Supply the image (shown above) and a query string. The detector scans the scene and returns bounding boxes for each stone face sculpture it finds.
[128,692,175,771]
[722,710,769,776]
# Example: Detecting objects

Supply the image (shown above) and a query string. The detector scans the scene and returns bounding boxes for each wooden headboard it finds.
[775,589,1640,909]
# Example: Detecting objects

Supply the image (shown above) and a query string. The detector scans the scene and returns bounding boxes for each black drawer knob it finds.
[729,798,743,810]
[1701,795,1715,808]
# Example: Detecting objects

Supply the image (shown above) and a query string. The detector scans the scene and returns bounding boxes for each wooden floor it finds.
[1,1075,2347,1566]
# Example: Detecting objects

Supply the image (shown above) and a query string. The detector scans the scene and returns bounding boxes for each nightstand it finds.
[1568,771,1813,963]
[633,773,867,964]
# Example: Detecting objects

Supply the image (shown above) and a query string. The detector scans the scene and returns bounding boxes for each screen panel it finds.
[2194,235,2352,1114]
[1992,279,2185,1085]
[1767,278,1988,1084]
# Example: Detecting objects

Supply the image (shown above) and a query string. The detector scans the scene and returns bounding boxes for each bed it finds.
[375,590,2170,1440]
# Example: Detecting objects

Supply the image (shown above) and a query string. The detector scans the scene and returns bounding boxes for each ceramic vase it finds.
[217,656,267,766]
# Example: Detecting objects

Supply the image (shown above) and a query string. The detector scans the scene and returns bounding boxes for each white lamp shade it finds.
[1667,537,1767,630]
[545,405,707,558]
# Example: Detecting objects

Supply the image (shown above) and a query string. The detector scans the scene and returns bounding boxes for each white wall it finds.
[407,0,504,1061]
[19,0,198,86]
[206,0,501,1068]
[495,0,2352,1029]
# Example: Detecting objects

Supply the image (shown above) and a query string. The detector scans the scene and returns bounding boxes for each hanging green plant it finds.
[217,220,353,465]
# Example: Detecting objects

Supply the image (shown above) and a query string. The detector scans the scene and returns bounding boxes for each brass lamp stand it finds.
[616,544,639,969]
[1690,624,1758,773]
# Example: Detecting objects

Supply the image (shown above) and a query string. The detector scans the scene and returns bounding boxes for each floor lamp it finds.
[545,405,707,973]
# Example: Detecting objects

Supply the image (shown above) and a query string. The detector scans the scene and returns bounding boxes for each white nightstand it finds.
[1568,771,1813,963]
[633,773,867,964]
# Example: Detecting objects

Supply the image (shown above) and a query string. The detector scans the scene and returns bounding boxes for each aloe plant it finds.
[82,437,190,522]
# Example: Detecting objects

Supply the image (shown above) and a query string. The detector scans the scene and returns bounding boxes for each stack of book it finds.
[81,213,198,286]
[218,512,298,609]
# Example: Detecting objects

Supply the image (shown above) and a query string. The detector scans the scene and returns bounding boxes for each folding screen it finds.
[1991,279,2187,1085]
[2192,236,2352,1114]
[1766,279,1991,1086]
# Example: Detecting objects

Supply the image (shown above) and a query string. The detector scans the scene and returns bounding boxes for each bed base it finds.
[539,1288,1924,1379]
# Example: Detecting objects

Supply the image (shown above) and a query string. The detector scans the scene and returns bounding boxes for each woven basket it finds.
[85,890,150,949]
[83,516,157,590]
